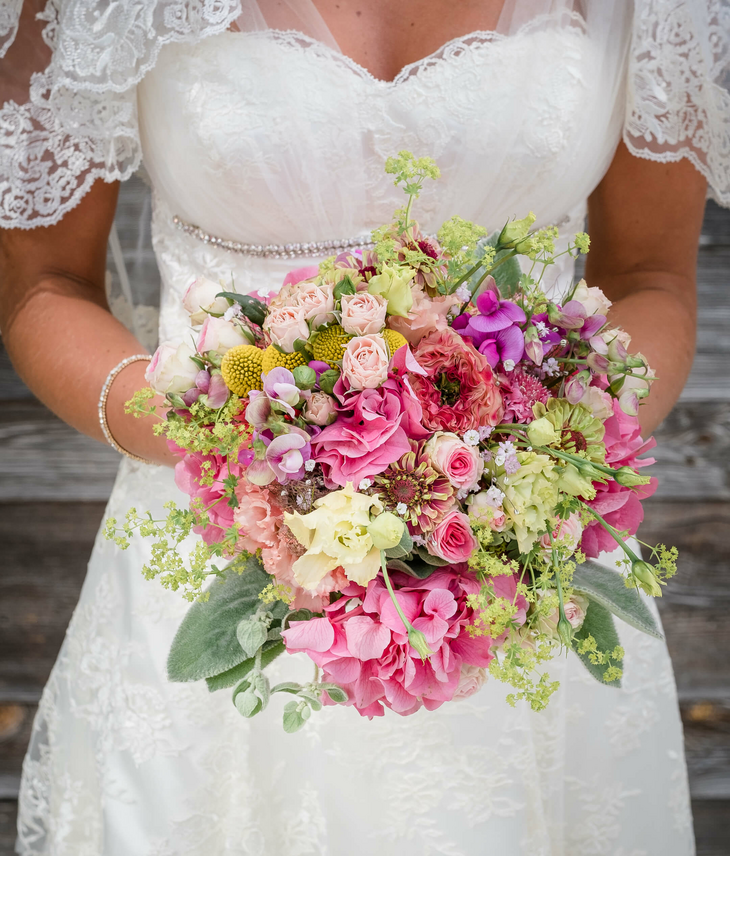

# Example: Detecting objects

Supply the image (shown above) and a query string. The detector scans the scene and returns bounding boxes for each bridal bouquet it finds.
[107,152,675,730]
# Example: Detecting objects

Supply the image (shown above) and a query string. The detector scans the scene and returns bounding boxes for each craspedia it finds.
[261,344,308,374]
[311,324,352,364]
[382,328,408,357]
[221,344,264,396]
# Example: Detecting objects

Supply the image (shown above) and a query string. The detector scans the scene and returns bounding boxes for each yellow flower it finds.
[382,328,408,357]
[498,451,559,553]
[367,265,415,317]
[221,345,264,396]
[310,324,352,364]
[261,344,308,374]
[285,483,384,590]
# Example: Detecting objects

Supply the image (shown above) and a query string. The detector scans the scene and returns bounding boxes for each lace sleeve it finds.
[0,1,242,229]
[625,0,730,207]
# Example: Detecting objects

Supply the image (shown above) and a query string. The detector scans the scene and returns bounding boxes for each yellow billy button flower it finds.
[284,483,385,590]
[221,344,264,396]
[311,324,353,364]
[261,344,308,375]
[382,328,408,357]
[367,512,405,550]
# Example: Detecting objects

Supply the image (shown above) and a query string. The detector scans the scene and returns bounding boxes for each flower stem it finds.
[579,502,639,562]
[380,551,432,660]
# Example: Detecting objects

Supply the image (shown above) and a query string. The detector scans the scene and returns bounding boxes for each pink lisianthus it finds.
[580,399,658,557]
[426,509,478,564]
[409,330,503,432]
[282,565,499,717]
[311,355,428,486]
[233,480,284,554]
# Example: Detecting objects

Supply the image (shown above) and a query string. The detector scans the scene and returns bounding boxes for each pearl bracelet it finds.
[98,355,153,464]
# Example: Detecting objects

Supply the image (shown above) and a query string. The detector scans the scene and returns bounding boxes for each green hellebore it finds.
[367,265,414,317]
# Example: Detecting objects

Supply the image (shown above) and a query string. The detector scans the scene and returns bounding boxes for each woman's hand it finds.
[586,140,708,435]
[0,180,177,467]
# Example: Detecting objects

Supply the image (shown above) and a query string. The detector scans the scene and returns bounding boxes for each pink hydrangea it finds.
[173,449,241,545]
[580,399,658,557]
[283,567,525,718]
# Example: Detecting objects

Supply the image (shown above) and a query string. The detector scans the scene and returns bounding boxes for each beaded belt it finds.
[172,215,375,260]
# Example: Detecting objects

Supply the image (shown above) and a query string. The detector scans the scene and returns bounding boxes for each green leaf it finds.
[573,602,623,688]
[470,234,522,297]
[216,291,268,326]
[385,528,414,559]
[233,682,262,718]
[282,701,307,733]
[333,275,357,301]
[167,558,273,682]
[572,559,663,640]
[415,547,451,567]
[236,619,269,658]
[271,681,304,695]
[205,640,285,692]
[387,556,438,580]
[320,683,348,703]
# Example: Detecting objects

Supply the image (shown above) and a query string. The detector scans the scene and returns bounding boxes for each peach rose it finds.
[341,291,388,336]
[264,305,309,353]
[293,282,336,328]
[341,334,389,390]
[423,432,483,492]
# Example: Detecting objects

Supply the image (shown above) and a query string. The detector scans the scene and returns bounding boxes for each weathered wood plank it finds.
[0,800,18,855]
[0,502,106,691]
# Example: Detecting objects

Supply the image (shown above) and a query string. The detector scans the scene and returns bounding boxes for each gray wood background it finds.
[1,180,729,855]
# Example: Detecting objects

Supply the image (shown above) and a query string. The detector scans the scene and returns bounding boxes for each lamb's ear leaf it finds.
[415,547,451,567]
[167,558,272,682]
[572,601,623,688]
[205,641,285,692]
[387,557,437,580]
[573,559,663,640]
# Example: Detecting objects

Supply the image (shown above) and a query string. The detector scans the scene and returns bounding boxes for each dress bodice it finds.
[137,15,631,341]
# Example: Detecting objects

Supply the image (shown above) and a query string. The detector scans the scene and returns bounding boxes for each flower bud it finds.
[318,368,340,395]
[618,390,640,417]
[498,212,536,248]
[586,352,610,374]
[527,416,558,447]
[557,615,574,648]
[368,512,405,550]
[613,466,651,488]
[292,365,317,390]
[557,463,597,499]
[524,325,544,365]
[565,372,589,405]
[632,560,663,597]
[408,627,434,660]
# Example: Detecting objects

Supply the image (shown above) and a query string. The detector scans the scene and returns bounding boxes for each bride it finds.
[1,0,728,855]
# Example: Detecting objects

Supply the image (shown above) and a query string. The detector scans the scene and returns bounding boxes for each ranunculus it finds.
[340,291,388,336]
[146,339,200,394]
[197,314,250,355]
[572,279,611,317]
[291,282,336,328]
[341,334,389,390]
[264,305,309,353]
[539,512,583,553]
[303,391,338,426]
[410,329,503,432]
[182,277,229,326]
[426,510,477,563]
[423,432,483,491]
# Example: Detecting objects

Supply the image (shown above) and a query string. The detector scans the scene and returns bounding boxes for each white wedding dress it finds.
[4,0,730,855]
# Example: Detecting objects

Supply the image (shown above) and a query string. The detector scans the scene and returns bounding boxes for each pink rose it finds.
[423,432,484,491]
[539,512,583,553]
[452,664,487,700]
[564,599,586,630]
[182,277,229,326]
[146,339,200,394]
[197,315,249,355]
[264,306,309,353]
[303,391,338,426]
[292,282,336,328]
[467,491,507,531]
[341,334,389,390]
[341,292,388,336]
[426,510,478,564]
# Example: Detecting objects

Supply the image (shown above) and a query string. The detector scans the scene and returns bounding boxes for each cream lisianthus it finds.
[497,451,560,553]
[285,483,385,590]
[367,264,415,317]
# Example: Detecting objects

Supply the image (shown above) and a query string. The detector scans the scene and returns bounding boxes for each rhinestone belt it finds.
[172,215,375,260]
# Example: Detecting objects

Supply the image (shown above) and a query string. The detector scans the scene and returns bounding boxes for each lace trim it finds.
[0,0,21,58]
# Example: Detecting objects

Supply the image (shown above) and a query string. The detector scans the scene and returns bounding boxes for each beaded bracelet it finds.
[98,354,153,464]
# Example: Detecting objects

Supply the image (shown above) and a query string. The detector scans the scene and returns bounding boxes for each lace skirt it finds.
[15,459,695,855]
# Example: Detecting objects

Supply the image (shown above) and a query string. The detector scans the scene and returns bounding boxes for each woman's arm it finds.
[0,180,177,467]
[585,140,708,435]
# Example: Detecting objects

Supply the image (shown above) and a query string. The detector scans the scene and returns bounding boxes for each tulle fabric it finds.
[0,0,729,232]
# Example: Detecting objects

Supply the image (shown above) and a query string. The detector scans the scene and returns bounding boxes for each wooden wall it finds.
[1,189,729,855]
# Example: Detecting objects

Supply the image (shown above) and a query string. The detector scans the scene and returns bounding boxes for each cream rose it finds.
[182,277,229,326]
[292,282,336,328]
[264,306,309,353]
[197,315,250,355]
[579,386,614,421]
[340,291,388,336]
[423,432,483,492]
[341,334,389,390]
[573,279,611,317]
[453,664,488,700]
[145,339,200,395]
[539,512,583,553]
